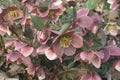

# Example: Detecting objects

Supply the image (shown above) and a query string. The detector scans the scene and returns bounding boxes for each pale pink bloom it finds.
[26,63,36,75]
[37,30,50,44]
[52,32,83,62]
[80,73,101,80]
[79,51,104,68]
[112,60,120,72]
[104,22,119,36]
[0,24,11,36]
[76,8,93,29]
[37,45,57,60]
[88,13,103,34]
[107,0,118,10]
[1,6,24,24]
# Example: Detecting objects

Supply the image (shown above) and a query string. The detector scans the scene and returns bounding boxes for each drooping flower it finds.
[107,0,118,10]
[76,8,93,29]
[103,22,119,36]
[38,0,66,22]
[37,30,50,44]
[1,6,24,24]
[79,50,104,68]
[0,24,11,36]
[88,13,104,34]
[52,32,83,62]
[37,45,57,60]
[80,72,101,80]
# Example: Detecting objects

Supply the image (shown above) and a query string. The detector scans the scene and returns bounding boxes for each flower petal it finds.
[78,16,93,28]
[64,45,76,56]
[77,8,89,18]
[7,53,21,62]
[45,48,57,60]
[92,56,101,68]
[20,46,34,57]
[36,45,49,53]
[71,33,83,48]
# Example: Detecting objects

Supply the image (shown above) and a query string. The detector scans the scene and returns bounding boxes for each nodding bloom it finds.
[0,24,11,36]
[38,0,66,22]
[1,6,24,24]
[104,22,119,36]
[78,50,104,68]
[37,30,50,44]
[80,72,101,80]
[76,8,93,29]
[52,32,83,62]
[107,0,118,10]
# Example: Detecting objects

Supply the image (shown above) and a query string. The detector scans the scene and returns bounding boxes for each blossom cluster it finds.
[0,0,120,79]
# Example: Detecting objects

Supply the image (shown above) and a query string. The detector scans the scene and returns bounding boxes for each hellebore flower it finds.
[104,22,119,36]
[38,0,66,22]
[76,8,93,29]
[0,24,11,36]
[112,60,120,72]
[80,72,101,80]
[107,0,118,10]
[37,30,50,44]
[88,13,103,34]
[1,6,24,24]
[79,51,104,68]
[37,45,57,60]
[52,32,83,62]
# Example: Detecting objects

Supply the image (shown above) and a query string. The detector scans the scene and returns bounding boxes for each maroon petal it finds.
[71,33,83,48]
[45,48,57,60]
[91,56,101,68]
[20,46,34,57]
[64,45,76,56]
[78,16,93,28]
[77,8,89,18]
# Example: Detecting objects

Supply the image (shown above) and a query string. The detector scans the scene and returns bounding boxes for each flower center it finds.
[48,10,55,17]
[8,10,18,17]
[60,36,72,48]
[107,24,116,30]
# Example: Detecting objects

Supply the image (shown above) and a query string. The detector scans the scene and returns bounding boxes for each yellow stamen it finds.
[8,10,18,17]
[60,36,72,48]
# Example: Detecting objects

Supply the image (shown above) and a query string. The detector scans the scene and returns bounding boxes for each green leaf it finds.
[68,62,75,69]
[85,0,99,9]
[67,73,73,79]
[100,29,107,46]
[31,15,44,30]
[59,23,70,34]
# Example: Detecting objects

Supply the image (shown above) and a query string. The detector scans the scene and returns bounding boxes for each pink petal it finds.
[64,45,76,56]
[15,42,27,51]
[80,73,91,80]
[74,53,80,62]
[107,45,120,56]
[80,51,94,62]
[36,67,45,80]
[26,64,35,75]
[114,60,120,71]
[100,49,110,62]
[92,56,101,68]
[93,73,102,80]
[20,56,32,66]
[7,53,21,62]
[77,8,89,18]
[71,33,83,48]
[95,51,104,59]
[36,45,49,53]
[5,40,15,48]
[45,48,57,60]
[78,16,93,28]
[20,46,34,57]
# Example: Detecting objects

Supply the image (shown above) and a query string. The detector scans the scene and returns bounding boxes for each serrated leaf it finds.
[59,23,70,34]
[31,15,44,30]
[85,0,99,9]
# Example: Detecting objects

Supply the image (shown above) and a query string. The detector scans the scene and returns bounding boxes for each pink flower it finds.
[52,32,83,62]
[0,24,11,36]
[88,13,103,34]
[37,30,50,44]
[104,22,119,36]
[1,6,24,24]
[107,0,118,10]
[80,72,101,80]
[112,60,120,72]
[37,45,57,60]
[76,8,93,29]
[79,51,104,68]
